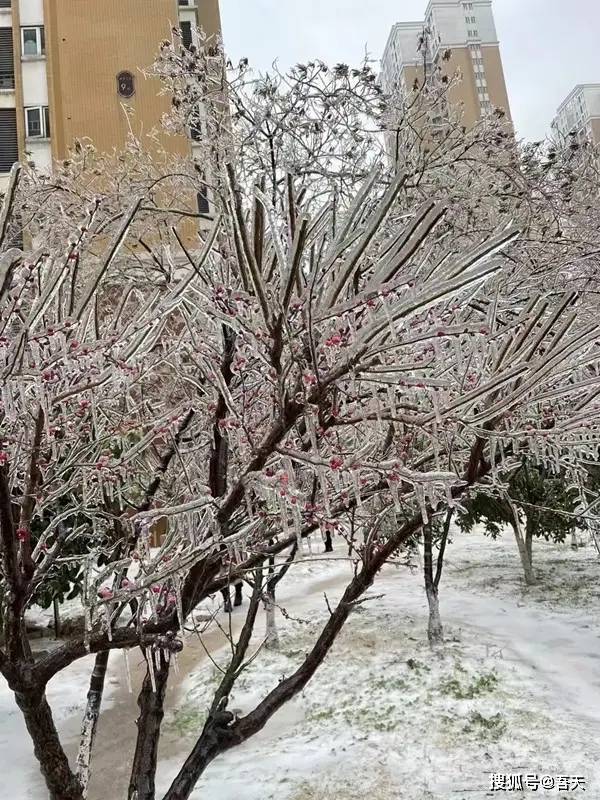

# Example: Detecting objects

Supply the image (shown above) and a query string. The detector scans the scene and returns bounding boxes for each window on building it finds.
[0,27,14,88]
[0,1,12,8]
[197,185,210,215]
[21,26,45,56]
[180,21,193,50]
[25,106,50,138]
[0,107,18,173]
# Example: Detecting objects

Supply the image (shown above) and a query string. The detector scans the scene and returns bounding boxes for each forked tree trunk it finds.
[422,510,453,647]
[15,688,83,800]
[76,650,110,798]
[128,651,171,800]
[509,501,535,585]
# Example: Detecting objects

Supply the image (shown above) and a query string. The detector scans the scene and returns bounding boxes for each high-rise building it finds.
[551,84,600,146]
[381,0,511,130]
[0,0,221,194]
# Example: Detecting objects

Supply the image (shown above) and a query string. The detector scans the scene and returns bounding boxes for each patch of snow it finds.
[2,530,599,799]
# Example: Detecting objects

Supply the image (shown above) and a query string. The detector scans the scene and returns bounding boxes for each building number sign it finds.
[117,71,135,98]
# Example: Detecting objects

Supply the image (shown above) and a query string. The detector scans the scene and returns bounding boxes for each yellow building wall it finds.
[43,0,190,160]
[481,45,512,121]
[443,47,481,130]
[399,44,511,133]
[197,0,222,40]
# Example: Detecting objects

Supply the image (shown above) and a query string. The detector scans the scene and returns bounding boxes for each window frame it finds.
[21,25,45,57]
[25,105,50,139]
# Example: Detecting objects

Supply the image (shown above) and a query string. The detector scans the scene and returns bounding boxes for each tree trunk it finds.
[347,507,356,556]
[525,520,534,568]
[264,589,279,650]
[53,598,61,639]
[509,501,535,585]
[15,688,83,800]
[264,552,279,649]
[425,585,444,646]
[590,525,600,557]
[423,524,444,646]
[76,650,109,798]
[162,722,230,800]
[128,651,170,800]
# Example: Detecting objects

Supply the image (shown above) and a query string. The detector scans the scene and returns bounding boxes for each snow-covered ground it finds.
[1,527,599,799]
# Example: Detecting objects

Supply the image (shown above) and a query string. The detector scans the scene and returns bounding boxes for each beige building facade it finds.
[551,84,600,146]
[0,0,221,194]
[381,0,511,131]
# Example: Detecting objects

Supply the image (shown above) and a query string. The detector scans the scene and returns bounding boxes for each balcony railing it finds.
[0,1,12,9]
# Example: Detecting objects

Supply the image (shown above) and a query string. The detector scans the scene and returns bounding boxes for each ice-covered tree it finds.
[2,41,600,800]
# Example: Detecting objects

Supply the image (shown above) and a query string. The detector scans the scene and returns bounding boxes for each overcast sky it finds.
[219,0,600,141]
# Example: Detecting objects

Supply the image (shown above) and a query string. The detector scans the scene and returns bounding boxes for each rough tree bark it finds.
[15,688,84,800]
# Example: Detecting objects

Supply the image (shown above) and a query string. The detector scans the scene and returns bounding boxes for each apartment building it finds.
[381,0,511,130]
[0,0,221,195]
[551,84,600,146]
